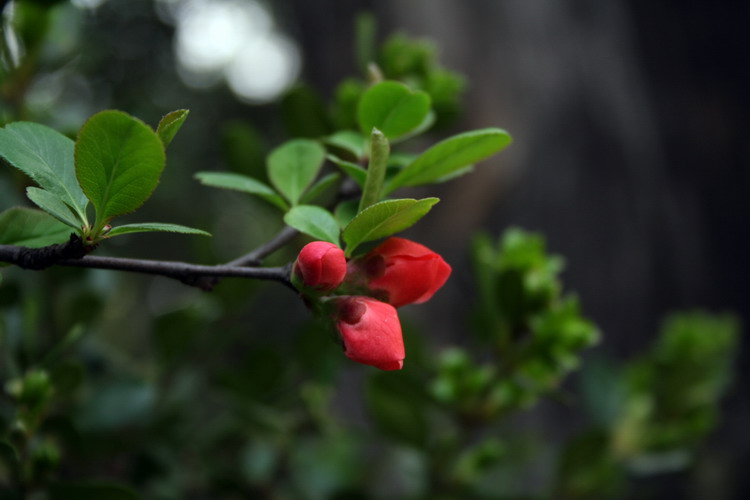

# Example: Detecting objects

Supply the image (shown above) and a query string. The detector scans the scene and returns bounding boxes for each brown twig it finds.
[0,242,293,292]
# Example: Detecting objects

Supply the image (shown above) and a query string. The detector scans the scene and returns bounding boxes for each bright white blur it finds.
[167,0,300,103]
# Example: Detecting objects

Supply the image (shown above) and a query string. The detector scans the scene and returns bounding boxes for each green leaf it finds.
[435,165,475,183]
[359,128,389,211]
[106,223,211,238]
[26,187,81,229]
[335,200,359,228]
[156,109,189,147]
[343,198,439,256]
[324,130,366,159]
[357,81,431,141]
[195,171,289,211]
[387,128,512,192]
[267,139,326,205]
[0,207,72,247]
[327,154,367,188]
[395,110,435,144]
[283,205,340,245]
[300,172,341,205]
[75,110,166,232]
[0,121,88,224]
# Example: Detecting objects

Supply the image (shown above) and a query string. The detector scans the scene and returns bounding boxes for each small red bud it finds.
[331,296,405,370]
[346,237,451,307]
[293,241,347,293]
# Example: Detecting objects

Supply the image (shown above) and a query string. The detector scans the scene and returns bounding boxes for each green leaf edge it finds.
[342,197,439,256]
[156,109,190,147]
[106,223,211,238]
[194,171,289,211]
[283,205,341,245]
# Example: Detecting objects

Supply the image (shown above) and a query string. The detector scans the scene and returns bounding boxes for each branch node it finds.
[15,234,90,270]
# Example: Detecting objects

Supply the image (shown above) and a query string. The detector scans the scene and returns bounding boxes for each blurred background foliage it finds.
[0,0,746,498]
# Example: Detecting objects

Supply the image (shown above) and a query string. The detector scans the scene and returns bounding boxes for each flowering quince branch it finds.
[0,239,294,291]
[0,67,510,370]
[226,226,300,267]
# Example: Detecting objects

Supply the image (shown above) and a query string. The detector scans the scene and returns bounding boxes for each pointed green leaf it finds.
[26,187,81,229]
[387,128,512,192]
[0,122,88,224]
[300,172,341,205]
[435,165,475,183]
[75,110,166,230]
[195,171,289,211]
[283,205,340,245]
[357,81,431,141]
[359,128,389,211]
[327,155,367,188]
[156,109,189,147]
[324,131,366,159]
[106,223,210,238]
[343,198,439,256]
[267,139,326,205]
[0,207,72,247]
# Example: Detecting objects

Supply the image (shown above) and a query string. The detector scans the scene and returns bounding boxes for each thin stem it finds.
[0,245,294,292]
[227,226,299,267]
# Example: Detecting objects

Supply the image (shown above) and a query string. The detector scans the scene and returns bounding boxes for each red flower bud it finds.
[332,296,405,370]
[293,241,347,292]
[347,237,452,308]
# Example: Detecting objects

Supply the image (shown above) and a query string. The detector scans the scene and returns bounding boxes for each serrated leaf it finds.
[0,122,88,224]
[156,109,189,147]
[26,187,81,229]
[324,131,366,159]
[195,171,289,211]
[359,128,389,211]
[75,110,166,231]
[387,128,512,192]
[300,172,341,205]
[283,205,340,245]
[342,198,439,256]
[106,223,210,238]
[267,139,326,205]
[0,207,72,247]
[327,155,367,188]
[357,81,431,141]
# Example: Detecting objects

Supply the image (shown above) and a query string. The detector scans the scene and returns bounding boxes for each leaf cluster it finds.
[0,109,208,247]
[198,76,510,257]
[555,311,740,499]
[428,228,599,419]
